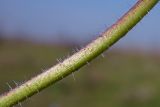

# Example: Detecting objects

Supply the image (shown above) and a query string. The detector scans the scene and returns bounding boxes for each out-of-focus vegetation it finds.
[0,39,160,107]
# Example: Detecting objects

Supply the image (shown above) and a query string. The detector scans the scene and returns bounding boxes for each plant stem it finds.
[0,0,159,107]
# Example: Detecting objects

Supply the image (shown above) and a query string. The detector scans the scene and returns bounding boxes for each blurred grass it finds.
[0,40,160,107]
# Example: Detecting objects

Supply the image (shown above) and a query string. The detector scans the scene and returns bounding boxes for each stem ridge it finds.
[0,0,159,107]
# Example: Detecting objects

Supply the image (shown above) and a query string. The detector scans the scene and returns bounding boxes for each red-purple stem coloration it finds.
[0,0,159,107]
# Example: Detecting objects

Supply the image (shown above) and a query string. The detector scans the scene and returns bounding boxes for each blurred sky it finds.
[0,0,160,49]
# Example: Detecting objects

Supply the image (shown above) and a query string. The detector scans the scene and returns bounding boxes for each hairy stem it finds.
[0,0,159,107]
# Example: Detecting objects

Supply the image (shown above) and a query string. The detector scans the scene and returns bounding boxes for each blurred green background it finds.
[0,1,160,107]
[0,39,160,107]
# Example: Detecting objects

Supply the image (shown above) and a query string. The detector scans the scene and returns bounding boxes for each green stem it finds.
[0,0,159,107]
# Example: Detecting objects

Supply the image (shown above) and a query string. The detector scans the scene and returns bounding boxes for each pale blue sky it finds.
[0,0,160,49]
